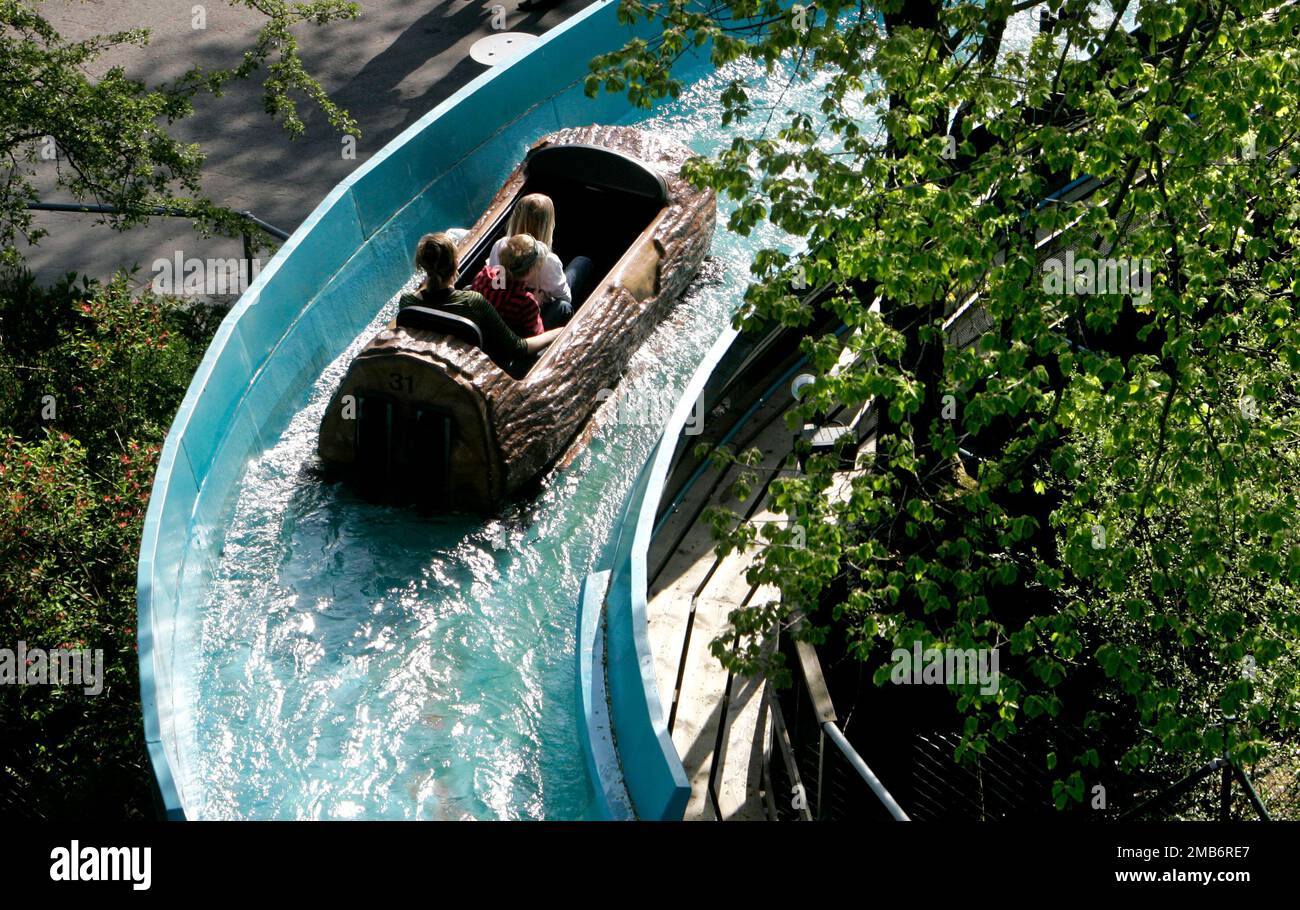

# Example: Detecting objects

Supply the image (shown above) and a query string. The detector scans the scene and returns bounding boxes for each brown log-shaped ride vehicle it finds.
[317,125,717,512]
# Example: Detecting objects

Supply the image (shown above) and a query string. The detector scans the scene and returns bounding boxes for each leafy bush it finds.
[0,268,215,818]
[593,0,1300,817]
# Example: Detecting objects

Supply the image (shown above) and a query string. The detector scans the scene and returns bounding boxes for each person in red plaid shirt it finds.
[470,234,545,337]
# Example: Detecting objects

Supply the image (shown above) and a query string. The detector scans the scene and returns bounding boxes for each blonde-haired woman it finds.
[488,193,594,329]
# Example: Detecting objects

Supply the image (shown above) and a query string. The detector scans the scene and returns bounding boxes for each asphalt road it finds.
[20,0,595,290]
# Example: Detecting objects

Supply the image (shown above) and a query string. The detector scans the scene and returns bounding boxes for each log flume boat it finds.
[317,125,716,512]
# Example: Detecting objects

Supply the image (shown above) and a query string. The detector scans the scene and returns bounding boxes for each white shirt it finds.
[488,236,571,304]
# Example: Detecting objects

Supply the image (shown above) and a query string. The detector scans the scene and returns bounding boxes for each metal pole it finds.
[1219,762,1233,821]
[823,722,910,821]
[242,231,253,290]
[816,728,826,820]
[767,690,812,821]
[757,683,778,821]
[1232,765,1272,821]
[1120,758,1225,820]
[1219,715,1234,821]
[233,209,291,241]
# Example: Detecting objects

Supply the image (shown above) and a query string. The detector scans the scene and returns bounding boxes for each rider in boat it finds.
[400,232,560,366]
[488,193,595,329]
[470,234,548,338]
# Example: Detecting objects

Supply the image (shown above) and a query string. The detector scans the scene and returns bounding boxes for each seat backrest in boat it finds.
[396,306,484,349]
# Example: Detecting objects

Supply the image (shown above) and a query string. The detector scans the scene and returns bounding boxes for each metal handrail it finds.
[1120,755,1271,821]
[25,200,290,291]
[823,721,910,820]
[781,626,910,821]
[26,200,290,240]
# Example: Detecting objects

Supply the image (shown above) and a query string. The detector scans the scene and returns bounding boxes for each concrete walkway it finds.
[21,0,595,288]
[644,383,799,820]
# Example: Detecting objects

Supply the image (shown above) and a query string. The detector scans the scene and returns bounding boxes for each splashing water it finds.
[186,50,876,819]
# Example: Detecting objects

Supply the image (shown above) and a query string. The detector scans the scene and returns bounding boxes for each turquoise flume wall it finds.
[136,1,691,819]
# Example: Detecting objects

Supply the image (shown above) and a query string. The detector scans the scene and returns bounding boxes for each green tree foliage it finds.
[0,0,359,267]
[0,270,216,817]
[591,0,1300,812]
[0,0,358,816]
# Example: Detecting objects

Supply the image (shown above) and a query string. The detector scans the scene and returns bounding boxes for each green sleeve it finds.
[464,291,528,359]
